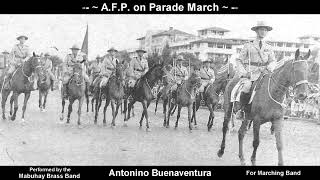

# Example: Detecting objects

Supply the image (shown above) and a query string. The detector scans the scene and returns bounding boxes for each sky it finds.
[0,14,320,60]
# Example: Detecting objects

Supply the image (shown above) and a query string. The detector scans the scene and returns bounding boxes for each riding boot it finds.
[3,73,13,90]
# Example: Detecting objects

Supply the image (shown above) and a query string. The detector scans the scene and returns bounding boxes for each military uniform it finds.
[99,55,119,87]
[89,58,103,85]
[199,65,215,93]
[236,39,276,93]
[127,56,149,87]
[62,53,89,84]
[40,55,56,90]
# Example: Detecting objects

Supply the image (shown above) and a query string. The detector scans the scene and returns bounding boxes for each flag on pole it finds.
[81,24,89,56]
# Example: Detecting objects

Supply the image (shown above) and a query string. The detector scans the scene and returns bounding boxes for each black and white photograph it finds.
[0,1,319,178]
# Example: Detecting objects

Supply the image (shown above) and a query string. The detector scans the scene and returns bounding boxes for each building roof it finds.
[298,34,320,39]
[190,38,241,45]
[136,28,195,40]
[197,27,230,32]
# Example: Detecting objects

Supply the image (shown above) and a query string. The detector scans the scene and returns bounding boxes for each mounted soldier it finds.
[89,55,103,92]
[99,47,120,88]
[172,55,188,85]
[233,21,277,118]
[61,44,90,98]
[39,52,55,91]
[198,60,215,102]
[127,49,149,87]
[3,35,35,90]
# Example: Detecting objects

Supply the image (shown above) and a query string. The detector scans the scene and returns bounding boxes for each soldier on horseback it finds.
[172,55,188,88]
[40,52,55,91]
[4,35,35,90]
[99,47,120,88]
[61,44,90,98]
[88,55,103,93]
[198,60,215,103]
[127,49,149,87]
[234,21,277,118]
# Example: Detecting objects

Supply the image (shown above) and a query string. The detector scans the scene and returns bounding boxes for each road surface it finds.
[0,90,319,165]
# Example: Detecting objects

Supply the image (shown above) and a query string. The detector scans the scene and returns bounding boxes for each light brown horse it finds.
[217,49,310,166]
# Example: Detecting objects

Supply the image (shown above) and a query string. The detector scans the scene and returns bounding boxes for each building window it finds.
[218,32,224,36]
[304,44,309,48]
[286,43,293,47]
[277,42,284,47]
[217,43,224,48]
[208,43,215,48]
[226,44,232,49]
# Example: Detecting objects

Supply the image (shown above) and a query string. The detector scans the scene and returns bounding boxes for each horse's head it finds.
[29,52,42,75]
[115,62,125,81]
[149,62,165,81]
[188,72,202,89]
[71,63,83,85]
[291,49,310,100]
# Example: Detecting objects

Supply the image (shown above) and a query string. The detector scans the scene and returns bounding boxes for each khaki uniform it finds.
[172,65,188,84]
[8,44,31,74]
[99,56,119,87]
[89,61,102,84]
[236,39,276,93]
[199,67,215,92]
[40,57,55,81]
[62,53,89,84]
[127,56,149,87]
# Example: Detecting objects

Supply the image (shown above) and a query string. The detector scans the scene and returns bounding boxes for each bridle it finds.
[268,59,309,108]
[22,57,42,80]
[71,71,84,86]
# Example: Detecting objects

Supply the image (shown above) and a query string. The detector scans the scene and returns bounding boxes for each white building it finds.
[132,26,316,62]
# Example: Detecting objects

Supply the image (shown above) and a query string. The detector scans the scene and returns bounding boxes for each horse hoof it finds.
[166,125,170,128]
[123,123,128,127]
[217,150,224,158]
[146,128,151,132]
[42,109,46,112]
[21,118,25,122]
[240,161,246,166]
[194,125,198,129]
[139,126,142,130]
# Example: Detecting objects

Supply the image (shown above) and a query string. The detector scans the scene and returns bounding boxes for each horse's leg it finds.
[1,90,10,120]
[174,105,182,129]
[217,104,232,158]
[163,98,168,127]
[139,110,145,128]
[207,103,215,131]
[21,92,31,121]
[167,100,176,128]
[60,97,65,121]
[113,100,121,126]
[39,90,42,111]
[126,99,136,122]
[67,98,74,124]
[238,119,250,165]
[170,104,177,116]
[123,98,127,125]
[78,97,84,126]
[43,91,48,111]
[132,104,135,117]
[191,96,201,123]
[111,99,116,127]
[103,98,110,125]
[155,91,161,115]
[188,104,193,131]
[9,93,14,117]
[86,90,89,113]
[272,119,284,166]
[250,119,261,166]
[142,100,151,132]
[94,94,100,124]
[192,102,198,128]
[11,92,19,121]
[91,97,94,112]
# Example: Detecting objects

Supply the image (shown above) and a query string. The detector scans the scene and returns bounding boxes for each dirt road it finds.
[0,90,319,165]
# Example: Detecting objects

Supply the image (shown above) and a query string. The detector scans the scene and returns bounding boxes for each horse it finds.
[217,49,310,166]
[95,63,125,126]
[165,72,202,131]
[123,62,165,131]
[191,63,235,131]
[60,63,88,125]
[37,67,52,112]
[0,52,42,122]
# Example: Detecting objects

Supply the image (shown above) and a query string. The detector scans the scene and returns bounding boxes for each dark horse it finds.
[217,49,310,166]
[0,53,41,121]
[60,63,88,125]
[96,63,125,126]
[191,63,235,131]
[165,73,202,131]
[38,67,52,112]
[123,62,165,131]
